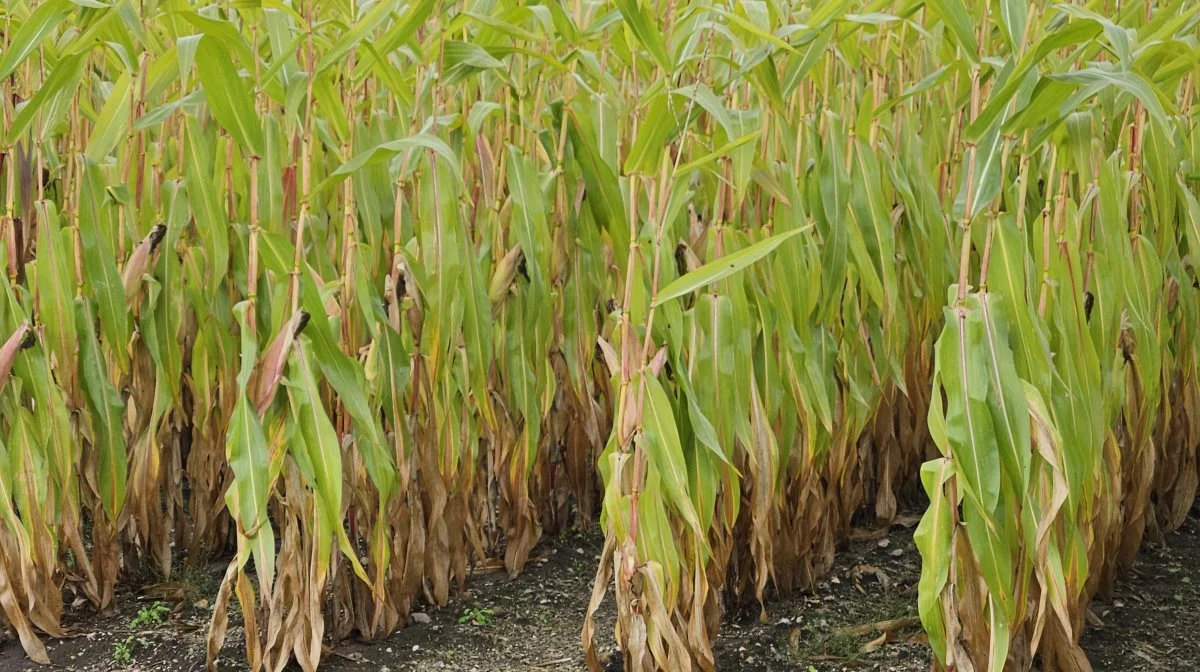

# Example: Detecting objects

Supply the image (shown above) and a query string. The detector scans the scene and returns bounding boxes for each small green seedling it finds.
[458,606,495,626]
[113,636,135,664]
[130,601,171,629]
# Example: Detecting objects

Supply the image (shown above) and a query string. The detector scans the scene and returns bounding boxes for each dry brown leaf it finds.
[205,560,239,672]
[848,526,890,542]
[834,615,921,638]
[860,630,891,653]
[850,564,892,591]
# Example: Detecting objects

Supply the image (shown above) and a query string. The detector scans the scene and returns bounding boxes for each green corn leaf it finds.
[33,203,77,398]
[184,117,230,289]
[85,71,131,161]
[926,0,978,60]
[195,35,264,157]
[76,298,126,520]
[997,0,1028,52]
[653,228,807,307]
[915,458,954,662]
[976,295,1031,491]
[0,0,72,80]
[226,303,275,592]
[936,304,1001,513]
[303,308,396,500]
[612,0,672,72]
[318,133,462,193]
[289,343,371,585]
[316,0,400,74]
[674,131,761,176]
[6,52,86,145]
[77,159,130,373]
[566,111,627,249]
[506,150,550,287]
[640,375,704,541]
[1048,67,1172,121]
[175,11,257,70]
[354,0,437,78]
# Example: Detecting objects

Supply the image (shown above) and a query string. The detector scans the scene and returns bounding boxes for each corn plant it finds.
[0,0,612,666]
[913,3,1200,672]
[0,0,1196,671]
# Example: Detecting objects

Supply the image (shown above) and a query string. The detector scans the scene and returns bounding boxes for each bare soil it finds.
[2,511,1197,672]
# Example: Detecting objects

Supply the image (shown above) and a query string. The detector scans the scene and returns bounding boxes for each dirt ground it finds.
[2,511,1197,672]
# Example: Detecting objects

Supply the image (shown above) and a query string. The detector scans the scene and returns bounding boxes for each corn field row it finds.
[0,0,1196,669]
